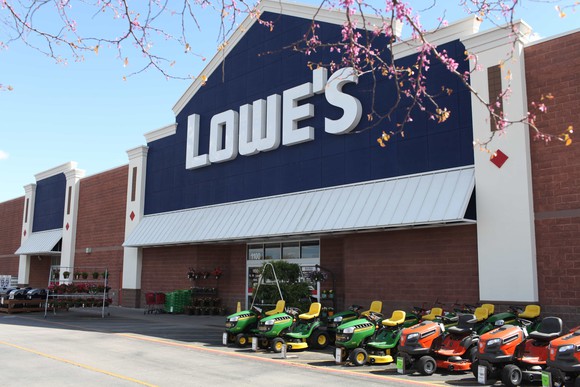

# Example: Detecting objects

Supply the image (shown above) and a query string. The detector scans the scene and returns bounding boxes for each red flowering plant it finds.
[212,267,223,279]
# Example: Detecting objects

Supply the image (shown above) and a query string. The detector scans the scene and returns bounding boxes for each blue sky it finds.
[0,0,578,203]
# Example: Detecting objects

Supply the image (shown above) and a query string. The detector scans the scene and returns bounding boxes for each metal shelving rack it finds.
[44,265,109,318]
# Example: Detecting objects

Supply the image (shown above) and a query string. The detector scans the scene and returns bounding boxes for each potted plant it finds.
[62,271,70,279]
[74,272,81,280]
[92,271,100,279]
[52,269,60,279]
[81,272,88,279]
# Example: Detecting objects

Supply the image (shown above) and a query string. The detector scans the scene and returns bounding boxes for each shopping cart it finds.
[144,292,166,314]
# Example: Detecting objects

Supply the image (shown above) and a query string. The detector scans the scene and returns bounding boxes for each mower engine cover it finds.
[335,318,377,349]
[478,324,525,363]
[547,329,580,373]
[399,321,445,356]
[225,310,259,333]
[256,312,294,337]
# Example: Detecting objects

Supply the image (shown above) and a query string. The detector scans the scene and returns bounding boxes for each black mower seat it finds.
[447,314,477,335]
[529,316,563,341]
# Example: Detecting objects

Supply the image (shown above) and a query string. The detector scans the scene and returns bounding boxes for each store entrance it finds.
[245,239,320,309]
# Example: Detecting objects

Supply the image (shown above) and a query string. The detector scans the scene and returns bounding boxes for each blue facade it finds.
[144,12,474,215]
[32,173,66,232]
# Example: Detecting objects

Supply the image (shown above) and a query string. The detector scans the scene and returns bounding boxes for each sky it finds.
[0,0,578,203]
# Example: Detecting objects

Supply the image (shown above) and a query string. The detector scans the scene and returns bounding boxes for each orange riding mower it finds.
[545,326,580,387]
[397,306,491,375]
[473,316,563,386]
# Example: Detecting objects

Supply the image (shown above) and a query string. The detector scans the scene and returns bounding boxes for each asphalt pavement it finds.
[0,306,497,386]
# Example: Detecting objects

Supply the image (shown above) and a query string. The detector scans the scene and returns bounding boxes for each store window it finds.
[301,240,320,259]
[264,243,282,260]
[246,240,320,261]
[247,244,264,260]
[282,242,300,259]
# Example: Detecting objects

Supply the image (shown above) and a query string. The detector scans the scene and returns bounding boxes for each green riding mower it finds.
[326,301,382,343]
[363,310,409,366]
[282,302,330,351]
[223,300,285,347]
[334,309,385,365]
[255,302,328,353]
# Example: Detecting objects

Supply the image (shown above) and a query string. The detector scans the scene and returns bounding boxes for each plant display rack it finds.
[45,265,110,318]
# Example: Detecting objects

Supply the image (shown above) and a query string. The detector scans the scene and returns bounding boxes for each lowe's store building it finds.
[1,1,579,323]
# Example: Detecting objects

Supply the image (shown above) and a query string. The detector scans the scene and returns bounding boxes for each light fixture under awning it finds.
[123,166,476,247]
[15,229,63,255]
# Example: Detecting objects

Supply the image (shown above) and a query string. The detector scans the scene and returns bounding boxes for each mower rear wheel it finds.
[271,337,285,353]
[310,330,330,349]
[235,333,248,347]
[574,375,580,387]
[350,348,368,366]
[416,356,436,376]
[501,364,523,387]
[257,337,269,349]
[465,346,478,363]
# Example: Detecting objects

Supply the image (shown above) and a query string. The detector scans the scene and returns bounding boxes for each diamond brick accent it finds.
[490,149,509,168]
[130,211,135,221]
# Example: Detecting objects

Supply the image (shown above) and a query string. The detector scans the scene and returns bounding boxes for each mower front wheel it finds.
[501,364,523,387]
[271,337,285,353]
[416,356,436,376]
[235,333,248,347]
[350,348,368,366]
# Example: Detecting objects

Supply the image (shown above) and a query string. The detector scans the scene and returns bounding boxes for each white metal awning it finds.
[14,229,63,255]
[123,166,475,247]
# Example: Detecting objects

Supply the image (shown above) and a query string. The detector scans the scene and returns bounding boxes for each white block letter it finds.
[282,83,315,146]
[239,104,259,156]
[186,114,210,169]
[324,67,362,134]
[209,110,239,163]
[257,94,281,152]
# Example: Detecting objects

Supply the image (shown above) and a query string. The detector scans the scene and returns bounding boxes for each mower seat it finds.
[299,302,321,321]
[265,300,285,316]
[474,307,489,322]
[529,316,563,341]
[383,310,406,327]
[447,313,477,335]
[482,303,495,315]
[422,307,443,321]
[361,301,383,317]
[518,304,541,319]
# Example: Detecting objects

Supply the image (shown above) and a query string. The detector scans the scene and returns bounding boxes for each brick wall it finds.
[0,197,24,276]
[334,225,479,314]
[526,31,580,327]
[140,243,246,312]
[74,166,128,304]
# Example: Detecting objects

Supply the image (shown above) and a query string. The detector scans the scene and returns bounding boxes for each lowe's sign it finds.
[186,67,362,169]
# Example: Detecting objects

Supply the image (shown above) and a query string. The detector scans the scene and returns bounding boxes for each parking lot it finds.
[0,307,496,386]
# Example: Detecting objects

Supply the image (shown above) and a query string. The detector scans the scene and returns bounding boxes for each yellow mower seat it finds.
[299,302,321,320]
[482,303,495,315]
[422,307,443,321]
[519,304,541,319]
[265,300,285,316]
[361,301,383,317]
[383,310,406,327]
[474,307,489,321]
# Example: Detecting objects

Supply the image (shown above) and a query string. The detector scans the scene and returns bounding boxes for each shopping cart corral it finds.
[144,292,166,314]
